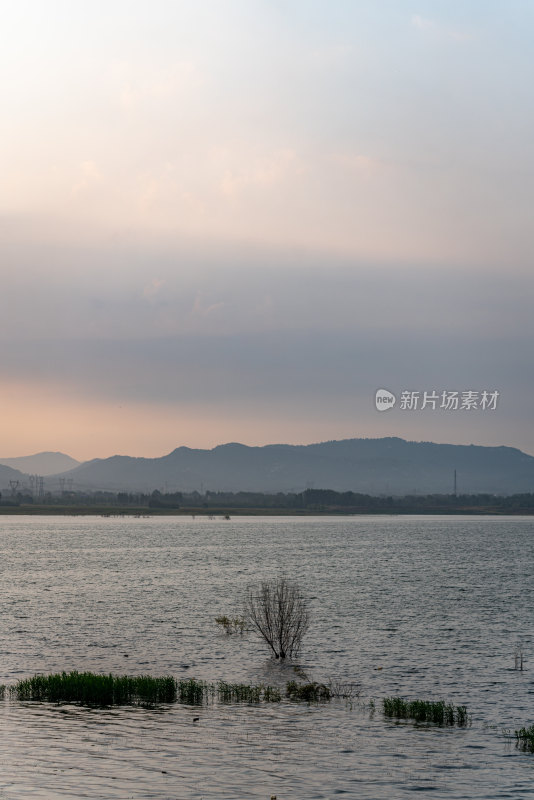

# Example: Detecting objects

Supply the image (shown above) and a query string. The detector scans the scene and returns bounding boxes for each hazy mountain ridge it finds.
[50,437,534,495]
[0,452,80,476]
[0,463,29,491]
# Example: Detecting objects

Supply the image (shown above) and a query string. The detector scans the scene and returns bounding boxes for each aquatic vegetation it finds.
[11,672,311,707]
[514,645,525,670]
[262,686,282,702]
[515,724,534,752]
[286,681,331,702]
[286,678,360,703]
[383,696,468,726]
[9,674,471,727]
[328,681,361,699]
[217,681,262,703]
[12,672,177,705]
[177,678,208,705]
[215,615,246,634]
[292,664,310,681]
[179,680,282,704]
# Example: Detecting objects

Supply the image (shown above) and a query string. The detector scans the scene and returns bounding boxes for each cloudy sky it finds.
[1,0,533,460]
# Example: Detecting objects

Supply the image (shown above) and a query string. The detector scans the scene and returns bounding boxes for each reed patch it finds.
[12,672,176,706]
[12,673,285,707]
[515,724,534,752]
[383,696,468,726]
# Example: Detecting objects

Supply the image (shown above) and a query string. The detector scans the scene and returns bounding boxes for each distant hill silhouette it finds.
[0,452,80,476]
[0,463,28,492]
[52,437,534,495]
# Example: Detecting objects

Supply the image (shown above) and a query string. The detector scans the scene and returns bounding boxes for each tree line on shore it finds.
[1,487,534,513]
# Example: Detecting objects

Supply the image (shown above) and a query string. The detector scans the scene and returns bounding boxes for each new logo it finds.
[375,388,396,411]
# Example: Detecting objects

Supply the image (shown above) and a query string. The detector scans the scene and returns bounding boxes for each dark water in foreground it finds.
[1,515,534,799]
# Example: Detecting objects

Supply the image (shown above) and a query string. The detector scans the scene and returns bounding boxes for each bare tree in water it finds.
[245,578,310,659]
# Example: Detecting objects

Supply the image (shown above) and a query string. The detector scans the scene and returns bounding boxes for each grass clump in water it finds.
[383,696,468,726]
[10,673,330,708]
[13,672,176,706]
[263,686,282,702]
[217,681,262,703]
[12,673,285,707]
[286,681,331,702]
[177,678,208,705]
[215,615,246,634]
[515,725,534,752]
[177,679,281,704]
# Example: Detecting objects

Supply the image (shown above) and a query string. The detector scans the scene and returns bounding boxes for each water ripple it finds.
[0,515,533,798]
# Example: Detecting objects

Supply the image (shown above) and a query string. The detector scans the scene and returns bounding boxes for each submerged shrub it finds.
[245,578,309,659]
[383,696,468,726]
[328,682,361,699]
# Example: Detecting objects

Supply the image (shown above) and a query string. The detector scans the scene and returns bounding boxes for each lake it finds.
[1,515,533,798]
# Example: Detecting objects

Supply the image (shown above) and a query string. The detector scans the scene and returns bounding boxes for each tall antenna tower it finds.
[453,469,457,496]
[9,480,19,497]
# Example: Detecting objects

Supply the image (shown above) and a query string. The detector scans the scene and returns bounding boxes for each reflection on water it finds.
[0,515,533,798]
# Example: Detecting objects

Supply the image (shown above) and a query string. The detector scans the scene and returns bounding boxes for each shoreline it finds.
[0,505,533,516]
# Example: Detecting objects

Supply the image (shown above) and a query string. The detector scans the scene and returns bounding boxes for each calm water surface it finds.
[1,515,533,799]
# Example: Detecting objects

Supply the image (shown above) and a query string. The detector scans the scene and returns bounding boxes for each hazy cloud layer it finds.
[1,237,532,456]
[0,1,532,458]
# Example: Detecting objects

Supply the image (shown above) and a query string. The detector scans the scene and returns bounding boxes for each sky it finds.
[1,0,533,461]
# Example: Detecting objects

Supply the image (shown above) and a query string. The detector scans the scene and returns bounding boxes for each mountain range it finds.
[25,437,534,495]
[0,452,80,476]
